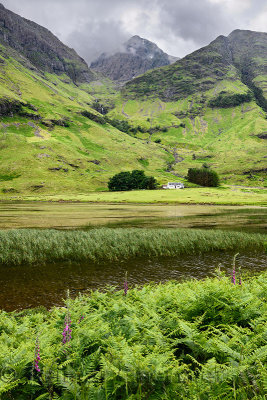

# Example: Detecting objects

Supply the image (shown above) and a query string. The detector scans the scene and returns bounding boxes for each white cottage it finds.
[162,182,184,189]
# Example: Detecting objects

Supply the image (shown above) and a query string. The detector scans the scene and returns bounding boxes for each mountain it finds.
[124,29,267,105]
[0,3,266,195]
[0,4,170,196]
[0,3,94,83]
[108,30,267,186]
[90,35,179,83]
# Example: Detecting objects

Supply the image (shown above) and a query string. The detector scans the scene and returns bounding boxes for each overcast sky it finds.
[1,0,267,64]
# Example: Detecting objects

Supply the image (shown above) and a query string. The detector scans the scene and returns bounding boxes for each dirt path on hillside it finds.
[165,146,185,178]
[122,101,130,118]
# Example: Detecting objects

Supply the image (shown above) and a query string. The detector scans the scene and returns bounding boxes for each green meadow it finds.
[5,187,266,206]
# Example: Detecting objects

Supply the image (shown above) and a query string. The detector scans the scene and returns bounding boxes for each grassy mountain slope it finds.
[0,2,94,83]
[0,43,171,195]
[108,30,267,186]
[0,5,266,196]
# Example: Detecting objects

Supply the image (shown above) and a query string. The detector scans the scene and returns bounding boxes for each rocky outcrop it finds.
[0,3,94,83]
[0,98,22,116]
[90,35,178,83]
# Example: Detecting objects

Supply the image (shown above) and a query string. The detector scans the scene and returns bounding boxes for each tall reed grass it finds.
[0,227,265,266]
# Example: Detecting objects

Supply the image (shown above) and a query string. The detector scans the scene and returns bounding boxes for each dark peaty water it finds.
[0,251,266,311]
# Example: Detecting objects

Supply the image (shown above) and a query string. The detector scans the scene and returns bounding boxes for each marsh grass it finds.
[1,271,267,399]
[0,227,265,266]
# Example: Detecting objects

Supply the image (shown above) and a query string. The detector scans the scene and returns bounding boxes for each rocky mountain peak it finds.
[90,35,178,83]
[124,35,167,59]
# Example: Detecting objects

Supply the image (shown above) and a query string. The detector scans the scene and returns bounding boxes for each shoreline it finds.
[0,186,266,206]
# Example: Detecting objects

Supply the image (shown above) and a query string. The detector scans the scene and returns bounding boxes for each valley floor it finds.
[1,186,266,206]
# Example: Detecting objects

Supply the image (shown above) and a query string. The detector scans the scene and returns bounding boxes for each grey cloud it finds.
[1,0,266,63]
[67,20,130,64]
[155,0,234,45]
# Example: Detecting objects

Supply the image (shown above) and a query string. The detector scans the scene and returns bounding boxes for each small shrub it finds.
[81,110,106,125]
[105,117,132,133]
[91,101,108,115]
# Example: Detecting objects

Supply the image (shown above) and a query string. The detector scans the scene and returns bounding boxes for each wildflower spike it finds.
[34,336,41,373]
[62,312,72,344]
[124,271,128,296]
[231,253,239,285]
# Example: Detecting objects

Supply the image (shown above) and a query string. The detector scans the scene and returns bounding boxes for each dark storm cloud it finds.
[1,0,266,63]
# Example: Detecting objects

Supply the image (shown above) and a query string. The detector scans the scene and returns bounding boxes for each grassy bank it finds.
[1,272,267,399]
[2,187,266,205]
[0,228,265,266]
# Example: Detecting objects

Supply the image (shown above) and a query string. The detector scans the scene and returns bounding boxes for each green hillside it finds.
[109,30,267,187]
[0,3,266,197]
[0,44,172,195]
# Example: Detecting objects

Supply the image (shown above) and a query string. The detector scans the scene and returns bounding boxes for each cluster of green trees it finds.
[209,91,253,108]
[81,109,170,136]
[81,111,139,135]
[187,167,219,187]
[108,170,157,191]
[106,118,169,136]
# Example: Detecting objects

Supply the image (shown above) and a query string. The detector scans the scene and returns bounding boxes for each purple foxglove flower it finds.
[78,315,85,323]
[34,337,41,373]
[62,312,72,344]
[231,253,239,285]
[124,272,128,295]
[232,267,236,285]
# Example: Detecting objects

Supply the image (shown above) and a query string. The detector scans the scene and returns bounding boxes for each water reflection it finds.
[0,202,266,232]
[1,251,266,311]
[0,202,266,311]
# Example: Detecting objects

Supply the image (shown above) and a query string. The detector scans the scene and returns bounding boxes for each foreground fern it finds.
[0,271,266,399]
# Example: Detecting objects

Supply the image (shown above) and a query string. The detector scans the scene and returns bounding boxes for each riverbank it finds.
[0,228,265,266]
[0,186,266,205]
[1,271,266,399]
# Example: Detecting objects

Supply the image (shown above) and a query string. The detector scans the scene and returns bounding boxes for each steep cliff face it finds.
[90,35,178,82]
[123,30,267,104]
[227,30,267,111]
[0,3,94,83]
